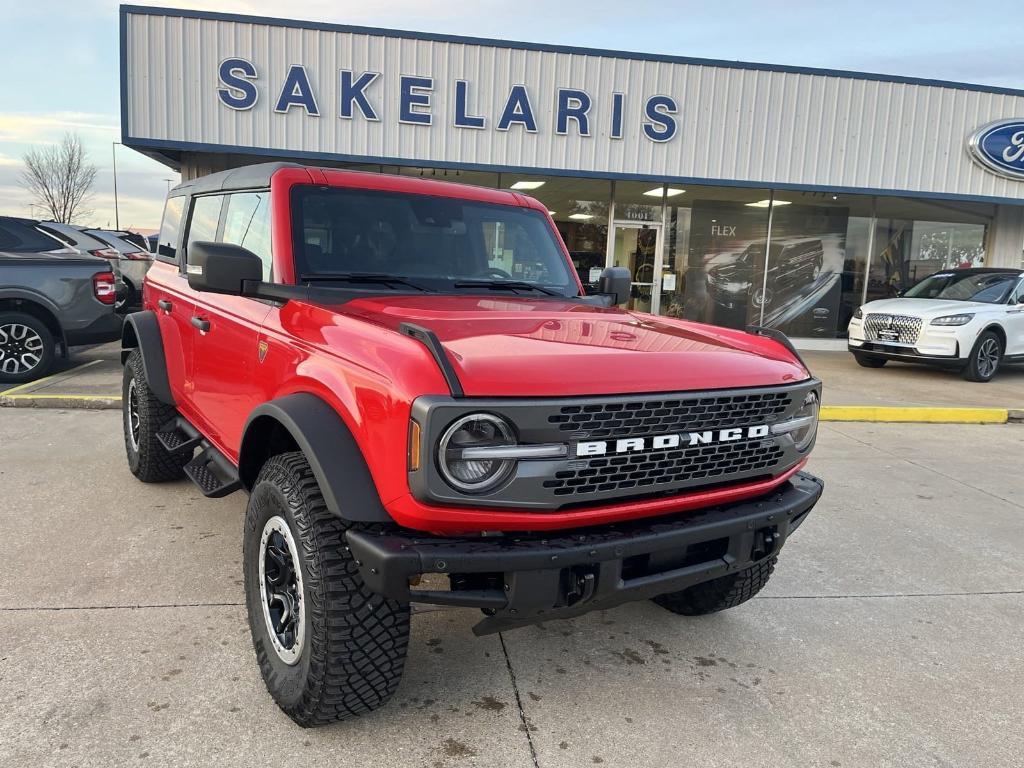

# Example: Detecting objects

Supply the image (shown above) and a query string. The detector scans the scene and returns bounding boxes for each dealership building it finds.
[121,5,1024,343]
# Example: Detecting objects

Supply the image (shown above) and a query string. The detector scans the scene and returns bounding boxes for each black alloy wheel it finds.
[259,516,305,664]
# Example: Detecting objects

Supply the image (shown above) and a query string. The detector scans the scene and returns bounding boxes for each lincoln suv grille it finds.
[543,437,785,497]
[864,313,923,344]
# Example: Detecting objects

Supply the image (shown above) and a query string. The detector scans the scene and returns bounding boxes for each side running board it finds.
[159,416,241,498]
[398,322,464,398]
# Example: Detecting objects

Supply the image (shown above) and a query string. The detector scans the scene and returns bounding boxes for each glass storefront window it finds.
[755,191,875,338]
[657,185,773,331]
[865,197,993,304]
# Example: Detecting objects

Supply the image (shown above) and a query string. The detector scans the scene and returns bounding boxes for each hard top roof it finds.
[169,162,529,207]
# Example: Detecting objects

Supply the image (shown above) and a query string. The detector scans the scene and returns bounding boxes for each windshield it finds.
[902,272,1018,303]
[292,186,577,296]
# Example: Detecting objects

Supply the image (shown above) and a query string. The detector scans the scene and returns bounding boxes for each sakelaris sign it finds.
[968,119,1024,180]
[216,59,681,143]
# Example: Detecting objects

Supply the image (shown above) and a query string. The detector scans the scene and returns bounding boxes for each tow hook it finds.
[752,526,781,560]
[564,567,597,607]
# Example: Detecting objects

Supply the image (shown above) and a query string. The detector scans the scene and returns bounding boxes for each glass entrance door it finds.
[610,222,662,313]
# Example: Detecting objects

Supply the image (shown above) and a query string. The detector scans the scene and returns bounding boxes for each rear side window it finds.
[156,196,186,264]
[0,220,63,252]
[222,192,273,280]
[185,195,224,257]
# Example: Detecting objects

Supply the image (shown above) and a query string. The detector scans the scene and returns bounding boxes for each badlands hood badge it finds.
[257,340,269,363]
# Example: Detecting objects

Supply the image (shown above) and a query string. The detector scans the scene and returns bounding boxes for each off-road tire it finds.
[853,353,886,368]
[0,311,55,384]
[962,330,1002,382]
[122,349,188,481]
[243,452,410,727]
[652,557,777,616]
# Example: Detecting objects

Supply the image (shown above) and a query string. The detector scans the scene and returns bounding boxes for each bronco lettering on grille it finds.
[575,425,770,457]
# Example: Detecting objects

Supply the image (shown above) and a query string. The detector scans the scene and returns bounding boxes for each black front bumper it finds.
[347,471,824,635]
[848,343,963,367]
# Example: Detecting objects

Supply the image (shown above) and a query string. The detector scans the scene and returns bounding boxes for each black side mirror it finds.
[187,241,263,295]
[598,266,631,306]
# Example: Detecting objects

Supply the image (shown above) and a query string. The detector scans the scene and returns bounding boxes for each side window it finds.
[1010,279,1024,304]
[185,195,225,262]
[156,196,186,264]
[0,220,63,252]
[481,219,553,282]
[222,192,273,280]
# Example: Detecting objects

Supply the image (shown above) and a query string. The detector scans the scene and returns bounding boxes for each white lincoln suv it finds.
[848,268,1024,382]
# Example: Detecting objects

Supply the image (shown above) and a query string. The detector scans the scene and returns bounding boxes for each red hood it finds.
[332,295,809,397]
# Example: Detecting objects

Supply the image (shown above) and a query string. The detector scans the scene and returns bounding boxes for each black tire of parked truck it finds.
[122,350,189,482]
[652,557,776,616]
[0,311,55,384]
[243,452,410,727]
[853,353,887,368]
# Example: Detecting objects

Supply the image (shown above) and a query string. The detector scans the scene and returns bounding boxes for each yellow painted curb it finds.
[0,393,121,410]
[821,405,1009,424]
[0,359,103,397]
[2,394,121,401]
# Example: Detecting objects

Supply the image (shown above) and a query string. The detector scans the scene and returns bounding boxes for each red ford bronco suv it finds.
[121,162,823,727]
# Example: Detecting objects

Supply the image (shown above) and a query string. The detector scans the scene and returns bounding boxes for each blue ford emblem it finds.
[968,119,1024,179]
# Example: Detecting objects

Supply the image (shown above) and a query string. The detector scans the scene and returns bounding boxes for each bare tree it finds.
[20,133,97,223]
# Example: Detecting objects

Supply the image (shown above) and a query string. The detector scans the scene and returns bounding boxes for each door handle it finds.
[158,299,173,314]
[190,316,211,333]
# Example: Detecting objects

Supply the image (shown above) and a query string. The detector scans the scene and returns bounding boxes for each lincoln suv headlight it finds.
[853,307,863,320]
[930,313,974,326]
[770,391,819,452]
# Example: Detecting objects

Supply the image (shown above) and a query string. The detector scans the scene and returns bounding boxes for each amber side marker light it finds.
[408,421,422,471]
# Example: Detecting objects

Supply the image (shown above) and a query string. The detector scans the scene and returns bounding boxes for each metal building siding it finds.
[124,11,1024,199]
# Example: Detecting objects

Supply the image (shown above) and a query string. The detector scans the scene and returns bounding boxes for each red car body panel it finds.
[339,295,808,396]
[145,166,813,534]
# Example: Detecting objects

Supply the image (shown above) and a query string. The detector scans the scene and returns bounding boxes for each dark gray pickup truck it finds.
[0,216,123,384]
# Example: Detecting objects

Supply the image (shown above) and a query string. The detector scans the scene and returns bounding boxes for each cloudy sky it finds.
[1,0,1021,231]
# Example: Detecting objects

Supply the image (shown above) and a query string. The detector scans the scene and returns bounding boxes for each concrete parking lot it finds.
[1,410,1022,768]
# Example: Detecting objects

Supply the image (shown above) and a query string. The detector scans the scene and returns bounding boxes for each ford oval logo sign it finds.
[968,119,1024,179]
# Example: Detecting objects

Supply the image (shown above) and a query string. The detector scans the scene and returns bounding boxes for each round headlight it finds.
[792,391,819,452]
[437,413,516,493]
[771,391,819,452]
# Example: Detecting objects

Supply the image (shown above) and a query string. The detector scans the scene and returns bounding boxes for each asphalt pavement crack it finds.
[0,601,244,612]
[499,631,541,768]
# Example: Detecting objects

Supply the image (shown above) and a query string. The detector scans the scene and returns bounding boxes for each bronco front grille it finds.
[547,391,791,439]
[542,437,785,497]
[864,313,923,344]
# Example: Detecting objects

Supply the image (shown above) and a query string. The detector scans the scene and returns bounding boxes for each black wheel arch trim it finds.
[239,393,392,523]
[120,310,175,406]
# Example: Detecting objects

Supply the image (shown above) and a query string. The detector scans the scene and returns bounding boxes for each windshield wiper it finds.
[299,273,430,292]
[453,280,564,297]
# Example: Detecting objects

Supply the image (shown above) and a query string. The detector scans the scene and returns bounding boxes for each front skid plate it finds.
[347,472,823,634]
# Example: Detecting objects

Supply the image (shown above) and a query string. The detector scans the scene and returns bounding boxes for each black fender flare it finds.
[120,311,174,405]
[238,393,391,523]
